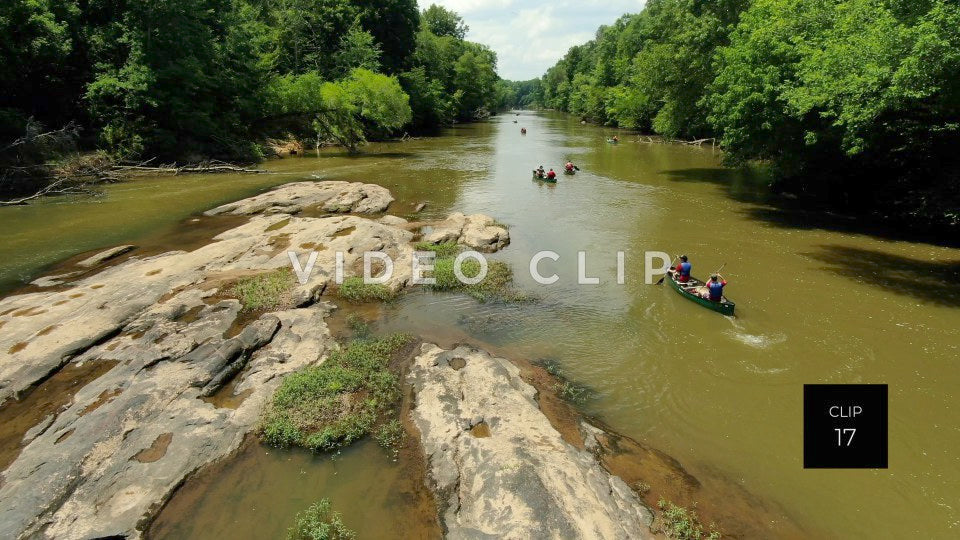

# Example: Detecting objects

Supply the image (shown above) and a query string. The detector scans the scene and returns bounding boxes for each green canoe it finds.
[532,172,557,182]
[666,270,735,316]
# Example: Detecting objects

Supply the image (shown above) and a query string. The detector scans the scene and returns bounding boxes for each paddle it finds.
[656,255,680,285]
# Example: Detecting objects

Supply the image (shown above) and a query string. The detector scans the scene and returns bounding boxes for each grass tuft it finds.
[375,419,405,459]
[259,334,412,452]
[232,269,294,311]
[287,498,355,540]
[337,276,395,303]
[416,242,525,303]
[657,498,721,540]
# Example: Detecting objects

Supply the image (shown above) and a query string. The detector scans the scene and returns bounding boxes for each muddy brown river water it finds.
[2,112,959,538]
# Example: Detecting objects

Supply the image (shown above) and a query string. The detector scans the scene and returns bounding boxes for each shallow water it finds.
[3,112,960,537]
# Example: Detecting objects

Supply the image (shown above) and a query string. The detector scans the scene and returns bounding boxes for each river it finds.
[2,111,959,538]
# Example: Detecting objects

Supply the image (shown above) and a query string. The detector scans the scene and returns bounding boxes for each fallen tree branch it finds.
[0,122,81,154]
[1,157,269,206]
[0,178,91,206]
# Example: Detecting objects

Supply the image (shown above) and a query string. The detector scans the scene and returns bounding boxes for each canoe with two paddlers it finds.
[665,270,735,316]
[532,171,557,183]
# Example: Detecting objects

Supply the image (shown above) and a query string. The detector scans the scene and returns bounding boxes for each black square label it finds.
[803,384,887,469]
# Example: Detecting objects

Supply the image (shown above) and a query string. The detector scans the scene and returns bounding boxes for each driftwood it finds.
[0,158,269,206]
[635,135,716,147]
[0,178,94,206]
[114,160,269,176]
[0,122,81,155]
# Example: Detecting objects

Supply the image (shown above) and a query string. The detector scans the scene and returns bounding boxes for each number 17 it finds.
[835,428,855,446]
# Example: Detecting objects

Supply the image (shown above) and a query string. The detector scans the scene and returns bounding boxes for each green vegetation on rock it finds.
[337,276,395,303]
[657,498,721,540]
[287,499,356,540]
[416,242,523,302]
[259,334,411,452]
[232,269,295,311]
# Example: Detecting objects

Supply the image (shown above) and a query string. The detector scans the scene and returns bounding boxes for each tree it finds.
[333,22,382,77]
[453,45,498,119]
[265,0,359,76]
[353,0,420,73]
[85,0,272,159]
[0,0,76,138]
[708,0,960,224]
[421,4,468,40]
[265,68,411,152]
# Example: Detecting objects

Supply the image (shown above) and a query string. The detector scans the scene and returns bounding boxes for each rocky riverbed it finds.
[0,180,665,539]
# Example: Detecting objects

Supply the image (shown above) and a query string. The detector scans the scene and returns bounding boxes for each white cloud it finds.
[419,0,648,80]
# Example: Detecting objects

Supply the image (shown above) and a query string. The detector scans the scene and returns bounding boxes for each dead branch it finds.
[0,178,91,206]
[0,122,81,154]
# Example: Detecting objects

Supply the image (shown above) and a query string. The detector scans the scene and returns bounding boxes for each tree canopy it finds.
[0,0,509,168]
[535,0,960,229]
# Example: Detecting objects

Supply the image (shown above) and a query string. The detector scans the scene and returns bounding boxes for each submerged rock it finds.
[204,181,393,216]
[422,212,510,252]
[76,245,136,268]
[407,343,654,539]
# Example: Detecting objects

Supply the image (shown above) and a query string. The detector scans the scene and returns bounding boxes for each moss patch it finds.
[259,334,412,452]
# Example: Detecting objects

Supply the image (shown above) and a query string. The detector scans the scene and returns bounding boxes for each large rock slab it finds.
[0,213,414,406]
[204,181,393,216]
[0,296,334,539]
[408,343,654,539]
[0,180,517,538]
[422,212,510,253]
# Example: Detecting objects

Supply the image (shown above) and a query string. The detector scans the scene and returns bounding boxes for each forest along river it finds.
[2,112,960,538]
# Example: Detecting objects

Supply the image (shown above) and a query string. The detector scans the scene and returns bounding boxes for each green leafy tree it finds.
[265,68,410,152]
[0,0,76,138]
[421,4,468,39]
[333,21,382,77]
[353,0,419,73]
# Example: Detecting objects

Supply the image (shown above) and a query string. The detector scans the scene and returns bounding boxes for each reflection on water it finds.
[3,112,960,537]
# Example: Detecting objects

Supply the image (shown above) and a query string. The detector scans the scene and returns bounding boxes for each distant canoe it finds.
[532,172,557,183]
[563,169,576,175]
[606,139,619,144]
[666,270,735,316]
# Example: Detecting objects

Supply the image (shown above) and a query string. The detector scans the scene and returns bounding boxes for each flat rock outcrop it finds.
[204,181,393,216]
[422,212,510,252]
[0,179,514,539]
[408,343,654,539]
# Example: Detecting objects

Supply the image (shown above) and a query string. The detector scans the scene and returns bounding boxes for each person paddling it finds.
[546,168,557,180]
[565,161,575,173]
[521,127,527,135]
[700,273,727,302]
[674,255,692,283]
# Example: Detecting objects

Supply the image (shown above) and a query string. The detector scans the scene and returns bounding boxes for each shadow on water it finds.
[662,167,960,248]
[804,245,960,307]
[314,151,417,160]
[660,166,773,205]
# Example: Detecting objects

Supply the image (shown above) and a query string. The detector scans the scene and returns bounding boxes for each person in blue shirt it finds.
[675,255,692,283]
[701,273,727,302]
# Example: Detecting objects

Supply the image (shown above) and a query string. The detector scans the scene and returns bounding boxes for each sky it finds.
[421,1,648,80]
